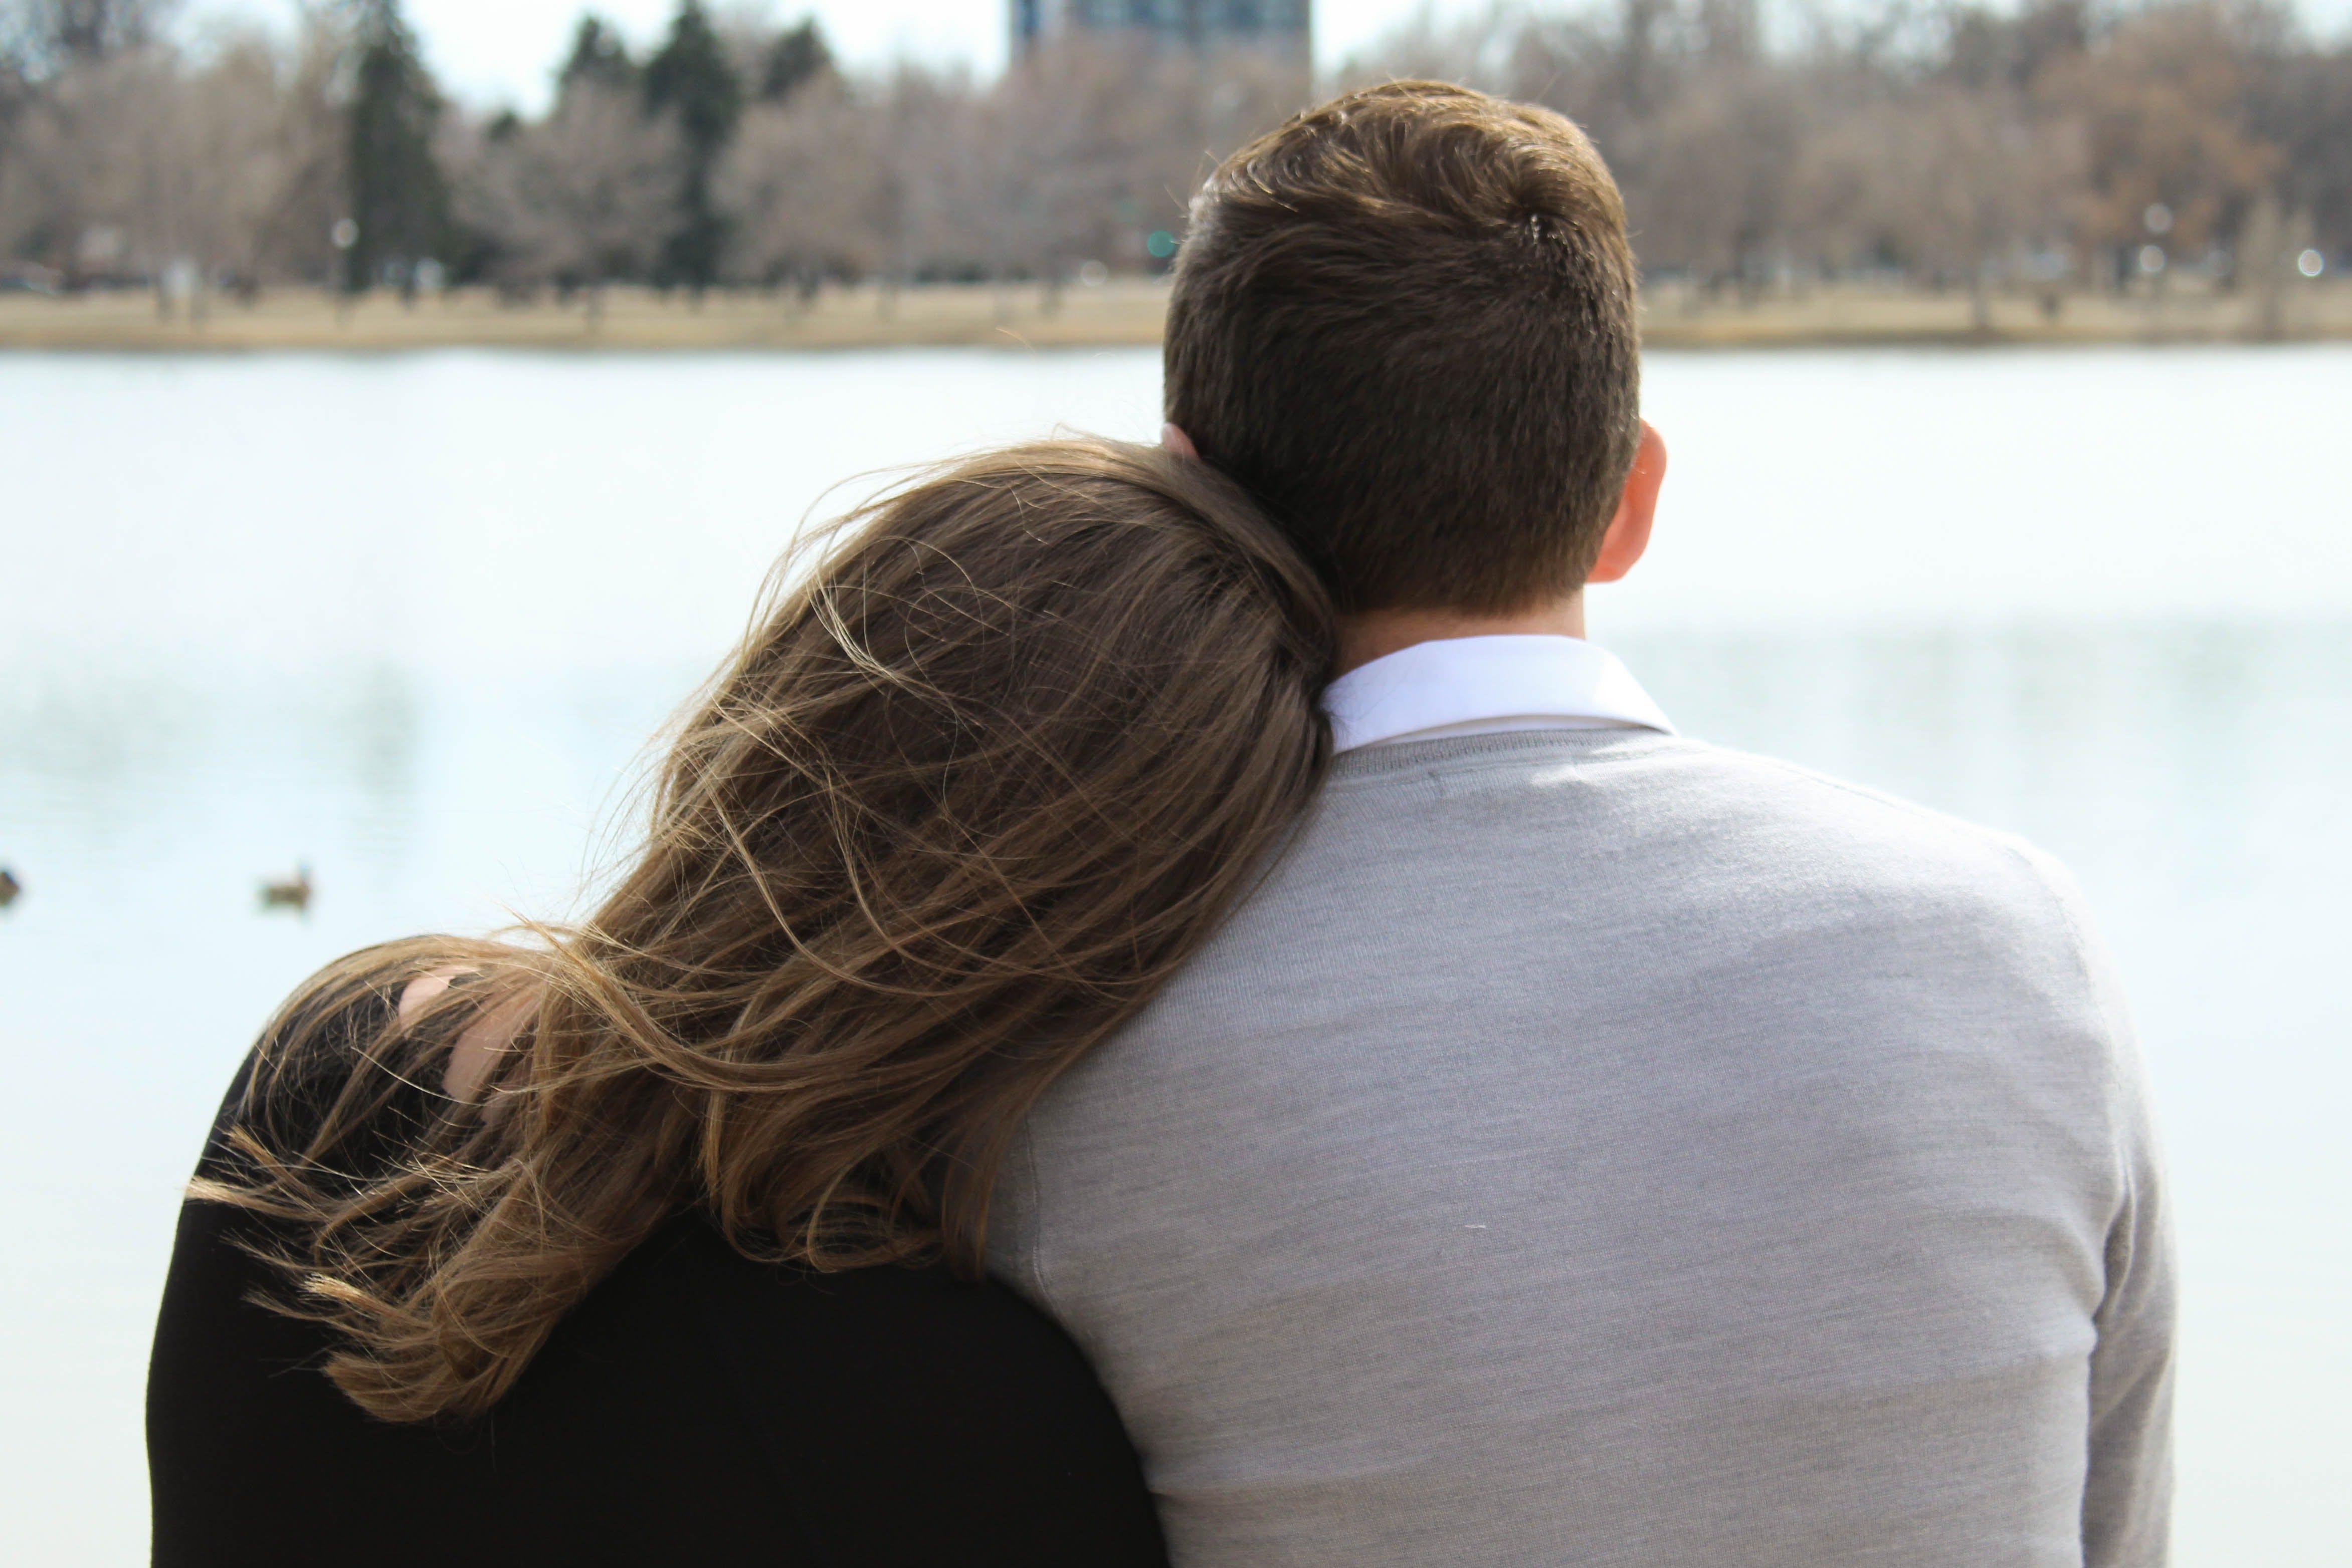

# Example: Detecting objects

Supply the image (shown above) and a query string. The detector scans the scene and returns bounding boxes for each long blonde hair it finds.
[202,439,1333,1424]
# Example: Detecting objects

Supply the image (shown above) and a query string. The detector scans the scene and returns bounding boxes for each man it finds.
[990,82,2173,1566]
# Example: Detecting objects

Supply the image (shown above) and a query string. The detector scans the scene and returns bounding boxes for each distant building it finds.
[1010,0,1311,59]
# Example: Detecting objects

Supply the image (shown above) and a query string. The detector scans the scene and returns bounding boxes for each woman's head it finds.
[216,438,1333,1423]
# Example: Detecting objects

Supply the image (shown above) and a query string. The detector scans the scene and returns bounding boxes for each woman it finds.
[148,439,1333,1565]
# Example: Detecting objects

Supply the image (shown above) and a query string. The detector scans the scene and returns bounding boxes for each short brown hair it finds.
[1165,81,1642,615]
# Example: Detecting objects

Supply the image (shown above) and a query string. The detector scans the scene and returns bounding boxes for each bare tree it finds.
[846,37,1309,296]
[168,35,343,305]
[458,81,683,316]
[2035,3,2282,286]
[1635,60,1809,292]
[0,12,341,295]
[948,41,1163,299]
[717,73,885,293]
[243,15,350,287]
[1865,83,2075,328]
[0,46,171,286]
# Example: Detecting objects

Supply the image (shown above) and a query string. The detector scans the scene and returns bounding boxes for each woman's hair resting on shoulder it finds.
[198,438,1334,1425]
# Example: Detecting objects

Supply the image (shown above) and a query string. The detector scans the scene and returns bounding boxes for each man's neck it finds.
[1334,594,1587,677]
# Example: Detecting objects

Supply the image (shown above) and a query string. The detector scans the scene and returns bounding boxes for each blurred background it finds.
[0,0,2346,337]
[1,2,2347,1564]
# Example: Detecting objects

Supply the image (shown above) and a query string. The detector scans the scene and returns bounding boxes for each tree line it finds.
[1387,0,2348,315]
[0,0,2344,313]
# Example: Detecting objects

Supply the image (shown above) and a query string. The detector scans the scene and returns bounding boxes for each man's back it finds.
[992,730,2172,1566]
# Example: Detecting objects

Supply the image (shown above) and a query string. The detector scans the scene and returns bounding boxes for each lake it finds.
[3,345,2347,1563]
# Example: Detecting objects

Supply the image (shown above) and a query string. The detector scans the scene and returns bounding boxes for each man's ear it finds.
[1161,423,1199,459]
[1588,422,1665,585]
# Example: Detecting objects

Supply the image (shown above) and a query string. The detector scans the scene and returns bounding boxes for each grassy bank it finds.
[4,277,2347,351]
[0,281,1170,352]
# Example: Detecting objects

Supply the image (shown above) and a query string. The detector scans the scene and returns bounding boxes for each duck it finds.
[0,867,20,910]
[259,865,313,915]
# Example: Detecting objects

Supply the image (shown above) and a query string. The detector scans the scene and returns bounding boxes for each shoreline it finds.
[4,279,2347,352]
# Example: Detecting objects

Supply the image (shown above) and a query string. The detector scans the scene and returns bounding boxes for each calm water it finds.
[3,346,2347,1562]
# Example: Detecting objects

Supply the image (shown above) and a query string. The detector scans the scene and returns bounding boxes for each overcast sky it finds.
[189,0,2352,114]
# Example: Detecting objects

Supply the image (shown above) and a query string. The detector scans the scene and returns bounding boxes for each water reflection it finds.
[1620,618,2341,912]
[0,664,423,849]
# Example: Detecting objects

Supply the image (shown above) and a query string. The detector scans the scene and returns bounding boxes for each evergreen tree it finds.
[558,14,635,98]
[345,0,448,296]
[642,0,742,292]
[758,19,833,104]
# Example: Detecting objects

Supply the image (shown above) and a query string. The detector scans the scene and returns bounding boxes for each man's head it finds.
[1165,82,1644,618]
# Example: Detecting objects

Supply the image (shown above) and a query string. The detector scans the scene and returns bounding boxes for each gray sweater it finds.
[991,729,2174,1567]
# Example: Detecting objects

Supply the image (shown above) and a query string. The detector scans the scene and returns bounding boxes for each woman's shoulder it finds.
[200,952,475,1184]
[573,1214,1122,1413]
[200,977,396,1163]
[537,1216,1170,1564]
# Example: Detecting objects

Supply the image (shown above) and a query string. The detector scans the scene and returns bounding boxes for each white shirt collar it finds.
[1322,634,1676,755]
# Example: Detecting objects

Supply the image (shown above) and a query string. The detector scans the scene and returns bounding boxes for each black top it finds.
[146,995,1169,1568]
